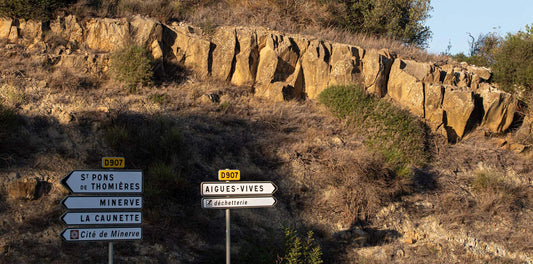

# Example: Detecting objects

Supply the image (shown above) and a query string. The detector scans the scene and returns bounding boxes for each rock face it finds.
[0,15,523,141]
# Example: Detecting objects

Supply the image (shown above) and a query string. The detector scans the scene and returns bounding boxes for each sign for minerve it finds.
[61,170,143,194]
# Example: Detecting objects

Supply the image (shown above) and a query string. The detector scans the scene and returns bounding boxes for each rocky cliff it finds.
[0,15,519,142]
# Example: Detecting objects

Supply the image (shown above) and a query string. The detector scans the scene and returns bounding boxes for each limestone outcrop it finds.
[0,15,524,141]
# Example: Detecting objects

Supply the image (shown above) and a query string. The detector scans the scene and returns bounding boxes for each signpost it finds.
[61,196,143,210]
[102,157,126,169]
[200,170,277,264]
[61,212,142,225]
[61,170,143,194]
[61,227,142,242]
[202,197,277,209]
[60,158,142,264]
[201,181,277,196]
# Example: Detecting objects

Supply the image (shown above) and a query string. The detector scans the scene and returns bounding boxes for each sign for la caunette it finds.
[61,170,142,194]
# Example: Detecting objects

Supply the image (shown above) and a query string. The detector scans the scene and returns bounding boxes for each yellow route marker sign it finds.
[218,169,240,181]
[102,157,125,169]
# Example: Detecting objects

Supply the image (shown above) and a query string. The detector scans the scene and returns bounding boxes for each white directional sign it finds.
[61,196,143,210]
[202,197,277,209]
[61,211,142,225]
[61,227,142,242]
[201,181,277,196]
[61,170,142,194]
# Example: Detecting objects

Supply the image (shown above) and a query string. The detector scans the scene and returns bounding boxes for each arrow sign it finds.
[61,227,142,242]
[61,196,143,210]
[61,170,142,194]
[201,181,277,196]
[61,211,142,225]
[202,197,277,209]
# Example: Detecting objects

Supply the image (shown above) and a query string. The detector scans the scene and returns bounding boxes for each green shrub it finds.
[0,103,17,140]
[337,0,432,46]
[145,161,185,200]
[493,25,533,95]
[318,85,428,175]
[278,228,323,264]
[0,0,67,20]
[109,44,153,92]
[148,92,170,105]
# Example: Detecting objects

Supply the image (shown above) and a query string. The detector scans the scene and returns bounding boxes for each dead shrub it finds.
[46,69,99,91]
[470,167,530,213]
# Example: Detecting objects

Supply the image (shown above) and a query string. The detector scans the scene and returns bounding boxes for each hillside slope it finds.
[0,36,532,263]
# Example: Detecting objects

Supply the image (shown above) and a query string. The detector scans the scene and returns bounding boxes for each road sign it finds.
[61,211,142,225]
[102,157,125,169]
[201,181,277,196]
[61,170,142,194]
[218,169,240,181]
[202,197,277,209]
[61,196,143,210]
[61,227,142,242]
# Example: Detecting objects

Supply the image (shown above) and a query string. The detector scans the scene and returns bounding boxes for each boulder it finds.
[255,60,304,101]
[129,15,163,51]
[425,84,445,129]
[8,26,18,42]
[231,27,260,86]
[19,20,43,43]
[514,114,532,145]
[362,49,394,97]
[301,40,331,99]
[85,18,129,52]
[477,84,516,133]
[169,26,212,77]
[442,87,475,140]
[256,32,302,85]
[50,15,84,47]
[211,26,237,81]
[329,43,362,86]
[255,32,306,99]
[467,65,492,81]
[7,178,39,200]
[0,18,12,39]
[387,59,433,117]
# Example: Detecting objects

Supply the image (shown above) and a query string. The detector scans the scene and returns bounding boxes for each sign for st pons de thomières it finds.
[61,170,142,194]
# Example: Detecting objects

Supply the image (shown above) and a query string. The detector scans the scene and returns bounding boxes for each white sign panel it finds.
[61,196,143,210]
[61,211,142,225]
[61,227,142,242]
[61,170,142,194]
[201,181,277,196]
[202,197,277,209]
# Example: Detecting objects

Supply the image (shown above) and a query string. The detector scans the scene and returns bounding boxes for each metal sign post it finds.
[201,170,278,264]
[60,157,142,264]
[226,208,230,264]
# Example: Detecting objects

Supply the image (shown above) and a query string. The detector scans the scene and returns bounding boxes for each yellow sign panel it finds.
[218,170,240,181]
[102,157,125,168]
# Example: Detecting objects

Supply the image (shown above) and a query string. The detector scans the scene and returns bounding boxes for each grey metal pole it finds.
[109,241,113,264]
[226,208,230,264]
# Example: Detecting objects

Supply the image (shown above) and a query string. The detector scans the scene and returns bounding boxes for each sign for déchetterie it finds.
[202,196,277,209]
[61,170,142,194]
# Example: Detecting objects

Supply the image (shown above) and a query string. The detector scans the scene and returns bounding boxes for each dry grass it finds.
[182,0,443,62]
[64,0,444,62]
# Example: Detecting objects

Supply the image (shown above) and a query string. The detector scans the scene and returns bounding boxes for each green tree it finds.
[492,25,533,94]
[339,0,432,46]
[0,0,69,20]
